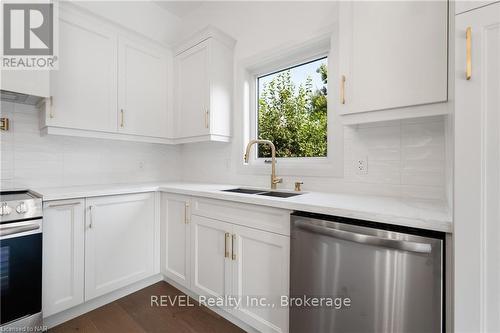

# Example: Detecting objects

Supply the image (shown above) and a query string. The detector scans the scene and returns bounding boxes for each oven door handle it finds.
[295,220,432,254]
[0,223,40,237]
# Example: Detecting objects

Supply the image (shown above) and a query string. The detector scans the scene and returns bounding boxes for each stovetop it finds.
[0,190,43,224]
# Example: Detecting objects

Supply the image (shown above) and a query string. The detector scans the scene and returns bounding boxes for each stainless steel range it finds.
[0,190,43,330]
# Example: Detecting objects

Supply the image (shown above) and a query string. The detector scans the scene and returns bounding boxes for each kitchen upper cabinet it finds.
[455,3,500,332]
[85,193,158,300]
[190,215,232,299]
[48,10,118,132]
[118,37,170,138]
[232,225,289,333]
[174,28,235,143]
[42,199,85,317]
[339,1,449,123]
[41,5,172,144]
[161,194,191,288]
[455,1,499,14]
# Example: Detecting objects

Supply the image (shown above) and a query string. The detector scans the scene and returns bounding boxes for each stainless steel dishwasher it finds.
[290,212,444,333]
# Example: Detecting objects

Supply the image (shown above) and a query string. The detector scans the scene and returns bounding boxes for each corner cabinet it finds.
[42,199,85,317]
[40,5,172,144]
[339,1,449,124]
[173,28,235,143]
[454,3,500,332]
[161,194,191,288]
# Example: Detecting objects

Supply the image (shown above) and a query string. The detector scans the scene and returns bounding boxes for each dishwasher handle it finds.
[295,220,432,254]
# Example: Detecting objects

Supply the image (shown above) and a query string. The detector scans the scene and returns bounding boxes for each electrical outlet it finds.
[355,157,368,174]
[139,161,144,170]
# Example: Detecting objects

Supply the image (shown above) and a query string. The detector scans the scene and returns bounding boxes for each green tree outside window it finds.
[257,59,328,158]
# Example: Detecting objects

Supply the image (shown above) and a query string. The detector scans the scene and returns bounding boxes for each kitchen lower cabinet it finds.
[232,225,289,333]
[85,193,158,300]
[161,194,191,288]
[163,197,291,333]
[190,215,232,299]
[42,199,85,317]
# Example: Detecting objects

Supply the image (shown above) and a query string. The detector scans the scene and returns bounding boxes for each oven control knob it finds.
[16,202,28,214]
[0,202,12,216]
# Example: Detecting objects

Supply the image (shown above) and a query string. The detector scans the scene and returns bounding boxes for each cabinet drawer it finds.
[191,198,291,236]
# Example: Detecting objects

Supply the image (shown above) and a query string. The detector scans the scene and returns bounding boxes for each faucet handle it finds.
[294,181,303,192]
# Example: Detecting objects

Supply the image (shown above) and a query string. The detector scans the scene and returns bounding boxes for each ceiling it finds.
[153,1,205,18]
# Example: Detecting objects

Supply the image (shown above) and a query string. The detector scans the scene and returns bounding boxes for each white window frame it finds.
[238,30,344,177]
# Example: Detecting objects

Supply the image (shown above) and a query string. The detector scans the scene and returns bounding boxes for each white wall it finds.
[176,2,448,200]
[0,102,181,189]
[72,1,182,45]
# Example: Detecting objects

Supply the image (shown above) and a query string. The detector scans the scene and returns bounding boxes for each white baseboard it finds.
[43,274,256,333]
[43,274,163,329]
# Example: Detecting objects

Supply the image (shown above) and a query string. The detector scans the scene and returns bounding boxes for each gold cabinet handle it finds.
[184,202,190,224]
[88,205,94,229]
[231,234,236,260]
[205,109,210,129]
[224,232,230,258]
[120,109,124,128]
[340,75,346,104]
[49,96,54,118]
[466,27,472,80]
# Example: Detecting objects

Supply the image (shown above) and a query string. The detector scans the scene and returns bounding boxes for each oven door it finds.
[0,219,42,326]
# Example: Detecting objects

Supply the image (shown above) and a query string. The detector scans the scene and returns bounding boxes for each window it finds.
[256,57,328,158]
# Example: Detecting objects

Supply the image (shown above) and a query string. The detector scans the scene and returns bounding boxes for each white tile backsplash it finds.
[179,116,447,200]
[0,101,447,199]
[0,101,181,189]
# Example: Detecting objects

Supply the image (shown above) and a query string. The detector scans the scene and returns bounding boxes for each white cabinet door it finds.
[175,40,210,139]
[162,194,191,288]
[85,193,157,300]
[49,11,117,132]
[118,37,169,138]
[231,225,290,333]
[190,215,232,299]
[42,199,85,317]
[339,1,448,115]
[455,4,500,332]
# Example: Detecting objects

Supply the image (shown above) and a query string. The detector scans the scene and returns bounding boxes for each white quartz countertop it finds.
[36,182,453,233]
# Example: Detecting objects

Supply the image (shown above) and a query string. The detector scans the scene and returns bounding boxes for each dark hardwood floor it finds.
[50,282,245,333]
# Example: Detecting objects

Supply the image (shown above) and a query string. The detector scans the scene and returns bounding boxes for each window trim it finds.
[238,30,344,177]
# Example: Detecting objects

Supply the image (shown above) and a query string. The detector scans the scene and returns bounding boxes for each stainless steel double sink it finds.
[221,188,303,198]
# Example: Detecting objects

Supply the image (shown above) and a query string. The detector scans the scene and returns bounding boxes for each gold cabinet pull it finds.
[340,75,346,104]
[466,27,472,80]
[184,202,190,224]
[120,109,124,128]
[49,96,54,118]
[88,205,94,229]
[224,232,230,258]
[204,109,210,129]
[231,234,236,260]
